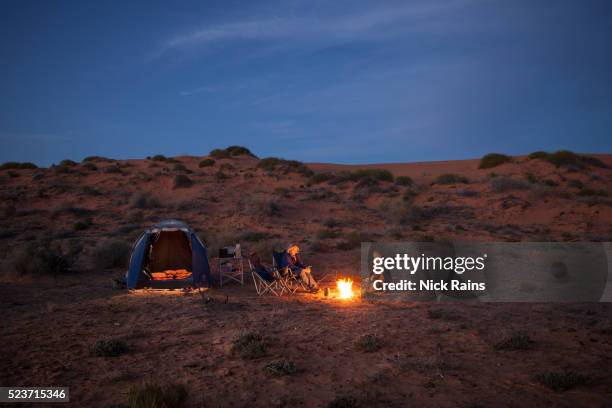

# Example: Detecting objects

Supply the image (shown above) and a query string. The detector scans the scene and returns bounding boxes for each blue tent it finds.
[126,220,211,289]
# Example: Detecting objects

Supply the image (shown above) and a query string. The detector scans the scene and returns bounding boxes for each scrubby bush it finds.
[353,169,394,182]
[490,176,532,192]
[150,154,179,164]
[59,159,78,167]
[479,153,512,169]
[92,239,130,269]
[395,176,413,186]
[225,145,256,157]
[327,396,359,408]
[247,198,281,217]
[93,339,128,357]
[130,192,161,209]
[528,151,550,160]
[535,370,588,392]
[13,242,73,275]
[198,158,215,168]
[494,331,533,350]
[264,360,297,377]
[209,149,229,159]
[127,382,187,408]
[173,174,193,188]
[434,173,469,184]
[103,164,122,174]
[209,145,256,159]
[0,162,38,170]
[309,172,335,184]
[530,150,609,169]
[81,162,98,171]
[380,201,422,226]
[151,154,168,161]
[232,332,266,359]
[82,156,112,162]
[328,169,394,184]
[354,334,381,352]
[257,157,314,177]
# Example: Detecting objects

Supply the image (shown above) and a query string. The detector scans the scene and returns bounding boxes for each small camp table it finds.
[218,244,244,286]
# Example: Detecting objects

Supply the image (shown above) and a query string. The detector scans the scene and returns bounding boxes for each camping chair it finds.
[272,250,307,293]
[248,255,286,296]
[218,244,244,286]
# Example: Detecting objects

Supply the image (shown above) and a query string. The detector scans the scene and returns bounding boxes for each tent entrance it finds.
[147,230,193,281]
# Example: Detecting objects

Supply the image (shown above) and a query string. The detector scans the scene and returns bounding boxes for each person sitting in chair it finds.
[282,244,319,292]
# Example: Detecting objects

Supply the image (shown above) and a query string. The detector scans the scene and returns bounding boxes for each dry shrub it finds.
[494,331,534,350]
[354,334,381,352]
[241,197,281,218]
[198,158,215,167]
[13,241,73,275]
[93,339,129,357]
[173,174,193,188]
[127,382,187,408]
[92,239,130,269]
[130,192,161,209]
[232,332,267,359]
[0,161,38,170]
[435,173,469,184]
[264,360,297,377]
[257,157,313,176]
[535,370,589,392]
[479,153,512,169]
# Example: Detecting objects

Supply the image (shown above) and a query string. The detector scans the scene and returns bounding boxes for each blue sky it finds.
[1,0,611,166]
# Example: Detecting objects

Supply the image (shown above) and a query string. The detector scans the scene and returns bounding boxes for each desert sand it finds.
[1,151,611,406]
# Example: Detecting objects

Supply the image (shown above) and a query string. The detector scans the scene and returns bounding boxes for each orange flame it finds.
[336,278,354,299]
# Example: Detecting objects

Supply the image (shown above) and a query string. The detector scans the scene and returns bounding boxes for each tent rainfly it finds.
[126,220,210,289]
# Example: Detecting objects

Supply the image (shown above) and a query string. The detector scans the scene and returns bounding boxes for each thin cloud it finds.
[179,85,214,96]
[159,1,479,56]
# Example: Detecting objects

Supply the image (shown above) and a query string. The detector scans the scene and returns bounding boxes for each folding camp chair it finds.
[272,250,307,293]
[219,244,244,286]
[248,258,286,296]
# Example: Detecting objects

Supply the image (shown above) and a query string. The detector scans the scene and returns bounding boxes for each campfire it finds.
[336,278,354,299]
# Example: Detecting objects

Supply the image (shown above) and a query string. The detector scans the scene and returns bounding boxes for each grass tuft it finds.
[232,332,267,359]
[354,334,381,352]
[264,359,297,377]
[494,331,534,351]
[435,173,469,185]
[93,339,129,357]
[535,370,589,392]
[127,382,187,408]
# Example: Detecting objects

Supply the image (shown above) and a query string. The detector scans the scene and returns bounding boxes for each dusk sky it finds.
[1,0,611,166]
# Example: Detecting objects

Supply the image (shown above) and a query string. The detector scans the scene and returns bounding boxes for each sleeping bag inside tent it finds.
[126,220,211,289]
